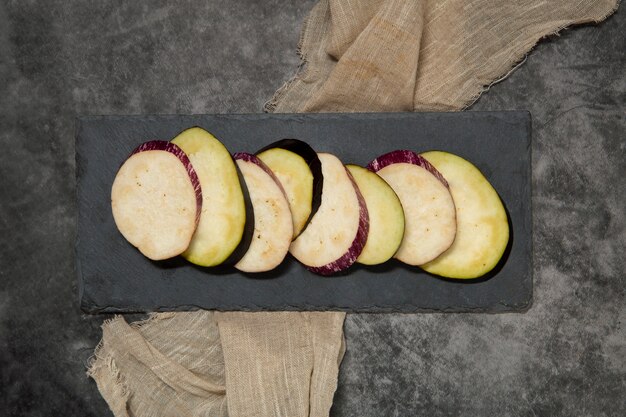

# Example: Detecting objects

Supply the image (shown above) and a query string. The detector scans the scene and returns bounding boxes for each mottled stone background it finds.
[0,1,624,416]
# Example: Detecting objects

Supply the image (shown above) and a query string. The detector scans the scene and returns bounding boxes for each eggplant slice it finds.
[256,139,323,239]
[419,151,509,279]
[369,150,457,266]
[233,153,293,273]
[289,153,369,276]
[346,164,405,265]
[111,141,201,261]
[171,127,254,267]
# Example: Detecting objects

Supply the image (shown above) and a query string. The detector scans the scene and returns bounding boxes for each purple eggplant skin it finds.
[130,140,202,224]
[306,168,370,276]
[233,152,289,199]
[367,149,449,188]
[218,155,256,266]
[255,138,323,236]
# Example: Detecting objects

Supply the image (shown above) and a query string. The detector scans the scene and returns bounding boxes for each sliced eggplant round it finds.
[171,127,254,267]
[419,151,509,279]
[256,139,323,239]
[111,140,201,261]
[346,164,405,265]
[368,150,456,266]
[233,153,293,273]
[289,153,369,276]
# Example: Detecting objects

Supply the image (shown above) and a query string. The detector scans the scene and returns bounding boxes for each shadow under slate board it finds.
[76,112,532,313]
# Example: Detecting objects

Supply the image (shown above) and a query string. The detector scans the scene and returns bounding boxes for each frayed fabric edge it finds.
[462,1,620,110]
[263,0,317,113]
[87,316,131,417]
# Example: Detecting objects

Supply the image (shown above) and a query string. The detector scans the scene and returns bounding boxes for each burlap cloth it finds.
[88,1,618,416]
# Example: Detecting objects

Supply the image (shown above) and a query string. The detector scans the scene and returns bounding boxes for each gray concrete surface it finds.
[0,1,624,416]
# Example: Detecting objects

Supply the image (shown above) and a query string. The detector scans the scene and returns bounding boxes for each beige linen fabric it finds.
[88,1,618,416]
[216,312,345,417]
[88,312,228,417]
[266,0,618,112]
[89,311,345,417]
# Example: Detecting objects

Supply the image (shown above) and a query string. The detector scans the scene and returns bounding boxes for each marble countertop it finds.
[1,1,623,416]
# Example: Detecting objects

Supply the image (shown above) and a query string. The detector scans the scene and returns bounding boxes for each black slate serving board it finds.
[76,112,532,313]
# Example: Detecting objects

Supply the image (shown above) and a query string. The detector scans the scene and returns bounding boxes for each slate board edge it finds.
[526,112,535,312]
[75,117,86,315]
[80,300,532,314]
